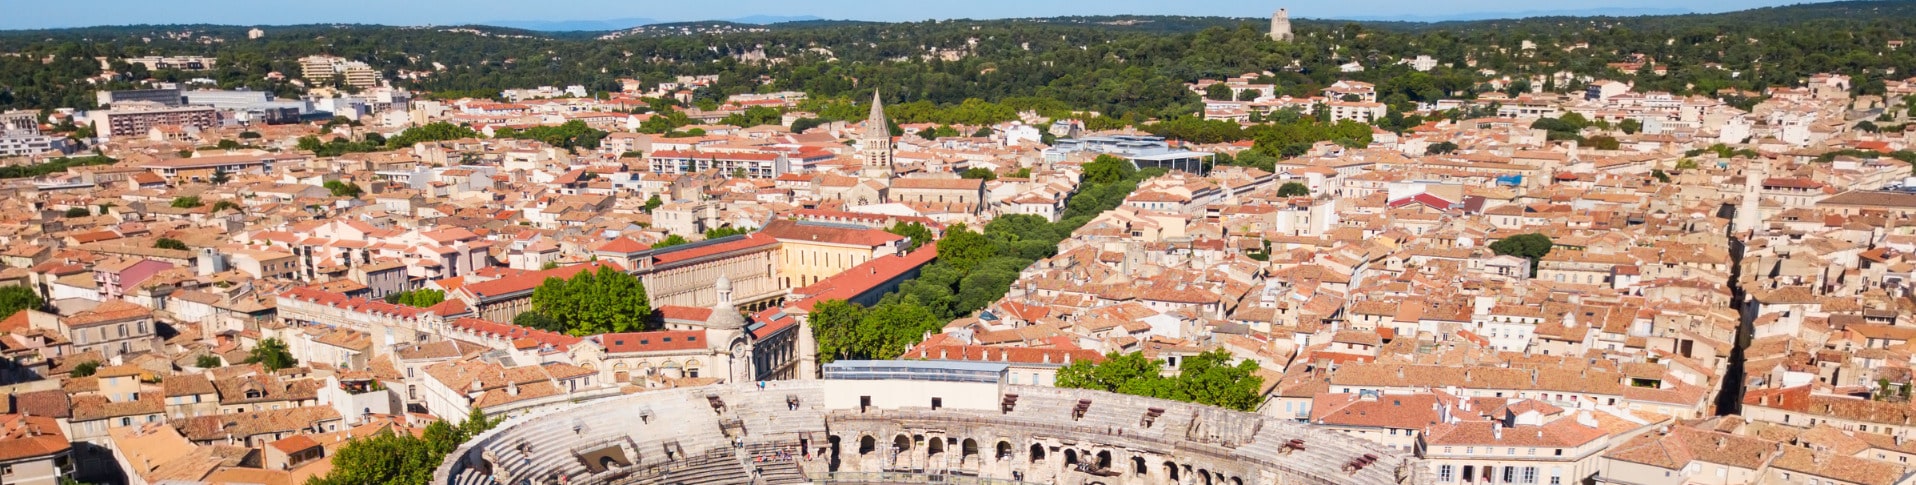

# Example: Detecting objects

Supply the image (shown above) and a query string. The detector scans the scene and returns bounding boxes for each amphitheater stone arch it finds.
[432,380,1426,485]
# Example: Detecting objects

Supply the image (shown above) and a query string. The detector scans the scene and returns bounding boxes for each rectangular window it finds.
[1438,465,1454,482]
[1522,466,1537,484]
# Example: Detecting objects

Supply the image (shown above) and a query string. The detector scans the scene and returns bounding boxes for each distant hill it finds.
[1345,7,1693,22]
[483,15,821,32]
[483,18,658,32]
[729,15,824,25]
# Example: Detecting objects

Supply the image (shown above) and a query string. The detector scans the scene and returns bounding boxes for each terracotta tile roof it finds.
[448,317,581,350]
[462,260,623,299]
[596,330,708,353]
[1311,393,1456,430]
[650,233,778,265]
[788,243,939,311]
[0,414,68,462]
[760,219,904,247]
[656,305,714,322]
[63,300,153,327]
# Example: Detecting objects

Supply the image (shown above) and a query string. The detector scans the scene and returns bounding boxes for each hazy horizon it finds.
[1,0,1842,31]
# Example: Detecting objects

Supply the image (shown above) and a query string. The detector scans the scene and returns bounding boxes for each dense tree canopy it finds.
[811,155,1161,361]
[310,408,497,485]
[246,338,297,371]
[384,289,446,308]
[0,286,42,320]
[5,2,1906,123]
[1489,233,1554,276]
[885,222,935,251]
[523,266,651,335]
[493,120,607,151]
[1056,350,1266,411]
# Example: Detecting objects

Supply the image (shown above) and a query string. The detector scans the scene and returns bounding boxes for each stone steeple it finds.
[860,91,895,180]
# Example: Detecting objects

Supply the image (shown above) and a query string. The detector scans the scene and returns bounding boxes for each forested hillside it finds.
[3,1,1916,119]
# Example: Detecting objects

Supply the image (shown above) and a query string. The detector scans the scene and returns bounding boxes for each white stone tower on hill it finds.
[1271,8,1295,42]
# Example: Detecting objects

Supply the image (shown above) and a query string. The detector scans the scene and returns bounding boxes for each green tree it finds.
[195,354,222,368]
[809,299,867,364]
[528,266,651,335]
[307,432,438,485]
[1276,182,1310,197]
[246,337,298,371]
[1619,118,1642,135]
[936,224,993,273]
[1489,233,1554,276]
[325,180,364,197]
[1055,350,1264,411]
[71,361,100,378]
[1170,350,1266,412]
[384,289,446,308]
[960,167,997,181]
[1587,135,1622,150]
[154,238,189,251]
[653,234,690,248]
[704,226,748,239]
[1204,83,1234,101]
[0,286,42,320]
[210,168,231,184]
[211,200,242,213]
[642,194,664,213]
[1082,155,1136,185]
[1057,352,1162,393]
[789,117,825,133]
[1428,141,1459,155]
[171,196,203,208]
[63,207,90,218]
[885,222,935,251]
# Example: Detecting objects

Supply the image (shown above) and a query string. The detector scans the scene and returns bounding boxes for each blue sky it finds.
[3,0,1834,30]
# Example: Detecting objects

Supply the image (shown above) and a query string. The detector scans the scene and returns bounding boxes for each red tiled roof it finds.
[760,219,904,248]
[449,318,581,350]
[594,237,649,254]
[651,233,778,265]
[597,330,707,353]
[657,305,714,322]
[463,261,624,299]
[790,243,939,311]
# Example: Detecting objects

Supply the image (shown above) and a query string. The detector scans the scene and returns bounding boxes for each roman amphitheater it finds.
[434,363,1425,485]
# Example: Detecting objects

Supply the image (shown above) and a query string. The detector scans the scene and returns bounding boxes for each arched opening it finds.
[893,435,913,453]
[1163,461,1180,482]
[1095,450,1112,470]
[1198,468,1213,485]
[828,435,844,472]
[1030,444,1046,463]
[1132,456,1147,476]
[996,441,1013,462]
[961,439,979,465]
[928,438,945,457]
[1230,477,1244,485]
[858,436,876,455]
[1064,449,1079,466]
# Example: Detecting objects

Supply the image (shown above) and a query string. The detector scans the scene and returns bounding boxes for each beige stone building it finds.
[761,219,905,288]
